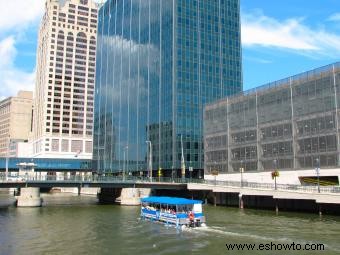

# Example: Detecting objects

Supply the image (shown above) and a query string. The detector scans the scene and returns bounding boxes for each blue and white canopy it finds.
[141,196,202,205]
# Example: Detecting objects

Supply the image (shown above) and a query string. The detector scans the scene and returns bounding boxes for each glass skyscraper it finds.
[93,0,242,175]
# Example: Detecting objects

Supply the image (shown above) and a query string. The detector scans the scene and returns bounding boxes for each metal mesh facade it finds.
[204,62,340,174]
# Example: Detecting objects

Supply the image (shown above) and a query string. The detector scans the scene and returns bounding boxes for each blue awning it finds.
[141,196,202,205]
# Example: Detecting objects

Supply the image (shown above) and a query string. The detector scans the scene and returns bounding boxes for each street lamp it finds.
[171,165,175,181]
[272,159,278,190]
[189,165,193,182]
[315,157,320,193]
[5,136,11,181]
[146,141,152,179]
[123,145,128,181]
[180,135,185,180]
[239,160,244,188]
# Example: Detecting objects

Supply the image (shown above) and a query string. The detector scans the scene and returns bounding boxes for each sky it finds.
[0,0,339,100]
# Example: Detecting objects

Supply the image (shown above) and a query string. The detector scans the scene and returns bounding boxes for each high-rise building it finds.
[0,91,33,157]
[32,0,98,159]
[94,0,242,175]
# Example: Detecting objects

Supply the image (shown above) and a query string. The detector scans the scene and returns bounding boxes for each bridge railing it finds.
[94,176,206,184]
[202,179,340,194]
[0,173,339,194]
[0,174,205,184]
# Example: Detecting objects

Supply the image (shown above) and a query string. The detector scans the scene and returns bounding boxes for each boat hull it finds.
[141,208,205,228]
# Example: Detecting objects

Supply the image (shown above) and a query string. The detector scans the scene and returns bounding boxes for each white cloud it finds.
[0,0,44,34]
[328,13,340,21]
[0,0,43,99]
[243,56,272,64]
[0,37,35,99]
[0,37,16,67]
[241,10,340,57]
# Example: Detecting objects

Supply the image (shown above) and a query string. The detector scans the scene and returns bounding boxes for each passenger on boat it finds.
[188,211,195,221]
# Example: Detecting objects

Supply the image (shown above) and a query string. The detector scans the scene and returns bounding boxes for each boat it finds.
[140,196,206,228]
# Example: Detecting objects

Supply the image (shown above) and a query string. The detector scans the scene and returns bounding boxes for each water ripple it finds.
[1,194,340,255]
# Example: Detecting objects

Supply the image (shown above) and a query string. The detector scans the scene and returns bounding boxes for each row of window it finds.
[46,128,92,136]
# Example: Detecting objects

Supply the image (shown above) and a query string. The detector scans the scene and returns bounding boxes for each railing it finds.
[0,173,339,194]
[0,174,204,184]
[94,176,205,184]
[202,179,340,194]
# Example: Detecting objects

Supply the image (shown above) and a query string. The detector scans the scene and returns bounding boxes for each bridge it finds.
[0,176,188,190]
[1,175,340,205]
[0,175,339,192]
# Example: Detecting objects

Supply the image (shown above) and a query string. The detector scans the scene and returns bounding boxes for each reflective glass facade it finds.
[94,0,242,174]
[204,63,340,174]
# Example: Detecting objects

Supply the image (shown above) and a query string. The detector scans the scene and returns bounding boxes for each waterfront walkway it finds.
[188,182,340,204]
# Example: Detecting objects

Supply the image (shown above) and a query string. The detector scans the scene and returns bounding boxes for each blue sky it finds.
[241,0,340,90]
[0,0,339,99]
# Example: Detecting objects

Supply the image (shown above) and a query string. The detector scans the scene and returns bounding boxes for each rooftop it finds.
[141,196,202,205]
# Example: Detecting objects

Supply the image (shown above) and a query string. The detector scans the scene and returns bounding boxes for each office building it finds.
[94,0,242,175]
[0,91,33,157]
[32,0,98,159]
[204,63,340,183]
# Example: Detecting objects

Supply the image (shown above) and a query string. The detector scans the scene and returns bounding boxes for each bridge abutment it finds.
[97,188,152,205]
[16,187,42,207]
[117,188,152,206]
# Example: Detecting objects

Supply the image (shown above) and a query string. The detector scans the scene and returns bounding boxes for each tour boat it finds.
[140,196,206,228]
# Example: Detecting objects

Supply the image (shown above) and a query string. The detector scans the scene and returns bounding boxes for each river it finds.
[0,190,340,255]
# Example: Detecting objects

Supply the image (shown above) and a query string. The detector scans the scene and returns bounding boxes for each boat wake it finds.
[193,226,293,242]
[183,225,340,253]
[180,223,207,231]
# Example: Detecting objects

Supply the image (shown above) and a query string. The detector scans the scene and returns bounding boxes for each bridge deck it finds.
[1,176,340,204]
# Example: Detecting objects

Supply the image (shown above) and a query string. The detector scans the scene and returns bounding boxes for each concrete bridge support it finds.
[97,188,152,205]
[16,187,43,207]
[117,188,152,205]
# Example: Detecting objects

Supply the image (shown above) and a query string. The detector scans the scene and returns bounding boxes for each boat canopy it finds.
[141,196,202,205]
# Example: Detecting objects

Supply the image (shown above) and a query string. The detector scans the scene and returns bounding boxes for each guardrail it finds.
[202,179,340,194]
[0,174,339,194]
[0,174,204,184]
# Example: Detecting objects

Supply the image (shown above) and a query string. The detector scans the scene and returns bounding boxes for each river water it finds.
[0,191,340,255]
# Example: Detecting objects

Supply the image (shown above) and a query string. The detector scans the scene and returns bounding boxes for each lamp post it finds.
[272,159,278,190]
[5,136,11,181]
[123,156,125,180]
[171,165,174,182]
[122,145,128,180]
[180,135,185,180]
[146,141,152,180]
[239,161,244,188]
[126,145,129,177]
[315,157,320,193]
